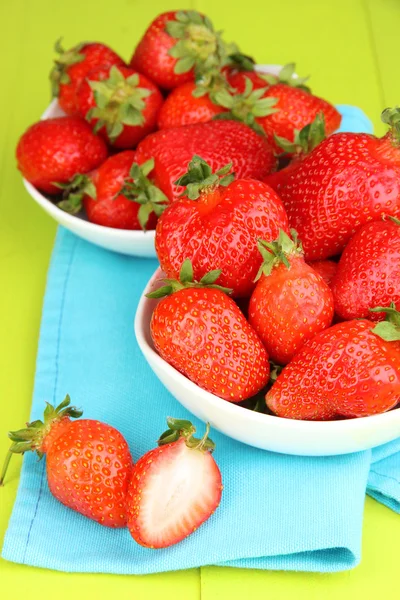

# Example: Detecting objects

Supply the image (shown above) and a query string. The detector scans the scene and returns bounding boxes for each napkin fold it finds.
[2,106,400,574]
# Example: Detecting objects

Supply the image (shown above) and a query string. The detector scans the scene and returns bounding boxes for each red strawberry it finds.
[155,156,289,297]
[135,120,277,202]
[0,396,133,527]
[79,152,168,229]
[266,310,400,420]
[331,216,400,321]
[50,40,125,115]
[147,260,270,401]
[249,230,334,364]
[16,116,108,195]
[157,81,226,129]
[274,108,400,260]
[222,63,341,153]
[306,259,338,288]
[76,65,163,149]
[264,113,327,190]
[127,417,222,548]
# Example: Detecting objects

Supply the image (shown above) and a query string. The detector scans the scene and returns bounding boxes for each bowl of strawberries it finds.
[16,10,344,257]
[135,129,400,456]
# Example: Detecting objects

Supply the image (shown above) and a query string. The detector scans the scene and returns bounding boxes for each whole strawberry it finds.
[274,107,400,260]
[135,120,277,202]
[127,417,222,548]
[82,152,168,229]
[0,396,133,527]
[50,40,125,115]
[249,230,334,364]
[130,11,220,90]
[16,116,108,195]
[157,80,226,129]
[266,308,400,420]
[332,216,400,321]
[147,260,270,401]
[306,259,338,288]
[76,65,163,148]
[220,63,341,152]
[155,156,289,297]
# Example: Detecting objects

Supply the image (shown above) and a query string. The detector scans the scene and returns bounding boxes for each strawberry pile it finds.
[16,10,342,230]
[1,396,222,548]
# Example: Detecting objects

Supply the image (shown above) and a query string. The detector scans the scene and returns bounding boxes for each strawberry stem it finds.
[146,258,232,298]
[175,155,235,200]
[371,302,400,341]
[158,417,216,453]
[381,107,400,143]
[254,229,303,281]
[274,113,326,156]
[0,450,13,487]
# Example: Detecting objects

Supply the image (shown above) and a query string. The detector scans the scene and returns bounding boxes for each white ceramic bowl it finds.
[135,267,400,456]
[22,65,283,257]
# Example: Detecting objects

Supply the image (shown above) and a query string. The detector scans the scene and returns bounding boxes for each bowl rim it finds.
[135,266,400,434]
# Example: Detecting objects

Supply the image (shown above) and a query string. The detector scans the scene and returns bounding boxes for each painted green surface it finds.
[0,0,399,598]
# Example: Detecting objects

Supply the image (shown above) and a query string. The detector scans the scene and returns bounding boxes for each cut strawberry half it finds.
[127,418,222,548]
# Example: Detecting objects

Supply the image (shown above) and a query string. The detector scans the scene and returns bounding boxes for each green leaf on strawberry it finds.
[175,155,235,199]
[371,303,400,341]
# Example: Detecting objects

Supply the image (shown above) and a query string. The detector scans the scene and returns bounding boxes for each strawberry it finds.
[147,260,270,401]
[248,230,334,364]
[16,116,108,195]
[331,216,400,321]
[157,81,226,129]
[306,259,338,288]
[0,395,133,527]
[273,107,400,260]
[135,120,277,202]
[79,152,167,229]
[155,156,289,297]
[265,308,400,420]
[127,417,222,548]
[50,39,125,115]
[221,63,341,153]
[76,65,163,149]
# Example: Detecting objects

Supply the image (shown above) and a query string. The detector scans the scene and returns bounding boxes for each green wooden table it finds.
[1,1,399,597]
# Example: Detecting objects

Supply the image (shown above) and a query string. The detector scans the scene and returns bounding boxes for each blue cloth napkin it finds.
[2,106,400,574]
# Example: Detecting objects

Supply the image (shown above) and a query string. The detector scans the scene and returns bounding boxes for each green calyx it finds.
[370,302,400,342]
[274,113,326,156]
[86,66,152,142]
[382,107,400,143]
[0,395,82,486]
[259,62,311,93]
[192,66,232,103]
[146,259,232,299]
[225,52,255,72]
[255,229,303,281]
[166,11,220,75]
[54,174,96,214]
[175,155,235,200]
[213,77,278,136]
[158,417,216,453]
[120,158,168,230]
[50,38,86,97]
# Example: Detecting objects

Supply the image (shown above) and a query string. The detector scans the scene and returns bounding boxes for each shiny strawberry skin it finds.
[76,66,163,149]
[306,260,338,288]
[44,419,133,527]
[83,151,156,230]
[16,116,108,194]
[130,12,194,90]
[157,82,226,129]
[276,132,400,260]
[331,218,400,321]
[127,437,222,548]
[135,120,277,201]
[266,319,400,420]
[229,73,341,153]
[249,256,334,364]
[150,287,270,401]
[228,70,270,91]
[57,43,125,115]
[156,180,289,297]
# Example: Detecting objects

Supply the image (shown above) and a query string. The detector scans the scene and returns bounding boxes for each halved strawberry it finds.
[127,418,222,548]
